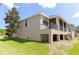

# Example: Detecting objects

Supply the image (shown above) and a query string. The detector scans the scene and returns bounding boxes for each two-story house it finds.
[13,13,75,43]
[75,25,79,36]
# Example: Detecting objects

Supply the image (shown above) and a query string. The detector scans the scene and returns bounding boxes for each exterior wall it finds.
[14,13,74,42]
[15,15,41,41]
[75,27,79,37]
[14,14,51,42]
[15,21,27,39]
[40,15,52,42]
[25,15,41,41]
[51,29,71,34]
[40,15,49,29]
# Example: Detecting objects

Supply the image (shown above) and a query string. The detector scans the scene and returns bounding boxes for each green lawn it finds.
[67,37,79,54]
[0,36,49,55]
[1,35,79,55]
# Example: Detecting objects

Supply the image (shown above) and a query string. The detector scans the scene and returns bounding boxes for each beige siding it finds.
[40,16,49,29]
[15,15,41,41]
[14,13,75,42]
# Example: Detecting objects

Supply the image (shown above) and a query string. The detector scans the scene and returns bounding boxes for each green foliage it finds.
[71,24,75,27]
[77,30,79,32]
[0,29,5,32]
[4,7,20,38]
[0,29,6,35]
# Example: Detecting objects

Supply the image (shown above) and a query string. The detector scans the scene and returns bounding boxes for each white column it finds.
[63,34,65,40]
[63,22,65,31]
[56,17,60,30]
[57,34,60,41]
[66,24,69,32]
[49,33,53,43]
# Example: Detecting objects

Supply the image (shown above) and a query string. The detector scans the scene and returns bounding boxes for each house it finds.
[75,26,79,36]
[13,13,75,43]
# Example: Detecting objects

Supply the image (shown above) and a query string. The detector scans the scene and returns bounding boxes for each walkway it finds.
[49,39,78,55]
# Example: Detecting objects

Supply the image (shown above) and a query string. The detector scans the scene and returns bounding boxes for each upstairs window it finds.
[43,20,48,26]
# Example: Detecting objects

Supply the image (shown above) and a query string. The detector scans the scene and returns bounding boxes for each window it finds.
[43,20,48,26]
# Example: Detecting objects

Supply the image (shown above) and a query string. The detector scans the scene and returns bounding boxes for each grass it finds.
[67,37,79,54]
[0,35,78,55]
[0,36,49,55]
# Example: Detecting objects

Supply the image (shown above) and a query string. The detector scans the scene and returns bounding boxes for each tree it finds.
[4,7,20,38]
[0,29,6,36]
[71,24,75,27]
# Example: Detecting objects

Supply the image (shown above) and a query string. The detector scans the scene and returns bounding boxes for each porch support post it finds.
[63,22,65,31]
[57,34,60,41]
[49,33,53,43]
[56,17,60,30]
[66,24,69,32]
[63,34,65,40]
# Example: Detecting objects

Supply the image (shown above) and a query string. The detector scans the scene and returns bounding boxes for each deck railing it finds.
[49,23,58,30]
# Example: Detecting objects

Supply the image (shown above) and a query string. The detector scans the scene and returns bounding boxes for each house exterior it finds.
[13,13,75,43]
[75,26,79,36]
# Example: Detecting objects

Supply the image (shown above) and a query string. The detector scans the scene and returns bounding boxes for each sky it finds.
[0,3,79,28]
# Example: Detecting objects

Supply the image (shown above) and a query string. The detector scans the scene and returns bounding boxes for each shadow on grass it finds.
[0,37,48,44]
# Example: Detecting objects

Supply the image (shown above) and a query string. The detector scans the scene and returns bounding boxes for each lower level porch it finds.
[40,34,72,43]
